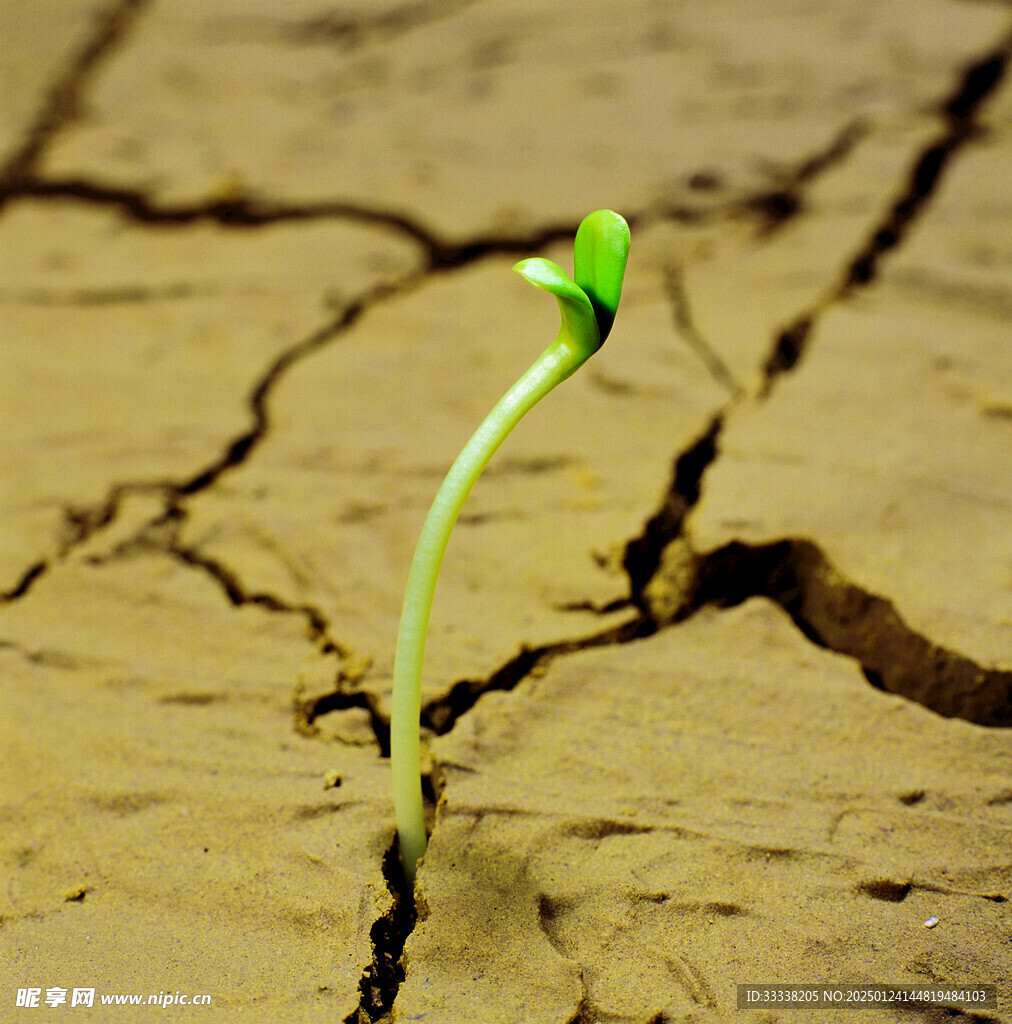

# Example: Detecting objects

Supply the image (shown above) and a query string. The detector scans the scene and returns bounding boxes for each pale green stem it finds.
[391,333,590,884]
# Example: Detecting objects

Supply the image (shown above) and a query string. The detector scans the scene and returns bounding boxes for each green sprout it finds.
[390,210,631,883]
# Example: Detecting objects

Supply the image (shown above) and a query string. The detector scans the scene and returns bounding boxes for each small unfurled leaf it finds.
[513,256,600,358]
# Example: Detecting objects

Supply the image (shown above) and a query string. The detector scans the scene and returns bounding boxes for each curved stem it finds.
[390,336,585,884]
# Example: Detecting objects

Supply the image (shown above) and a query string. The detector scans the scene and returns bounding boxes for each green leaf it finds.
[513,257,600,358]
[573,209,630,343]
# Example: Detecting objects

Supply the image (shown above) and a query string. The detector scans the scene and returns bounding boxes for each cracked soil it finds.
[2,2,1011,1022]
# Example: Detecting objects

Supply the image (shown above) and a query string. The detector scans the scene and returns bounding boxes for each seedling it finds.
[390,210,631,883]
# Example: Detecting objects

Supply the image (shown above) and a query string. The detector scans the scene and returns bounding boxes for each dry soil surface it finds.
[1,2,1010,1023]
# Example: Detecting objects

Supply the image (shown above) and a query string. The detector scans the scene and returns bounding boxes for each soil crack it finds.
[1,481,168,605]
[843,34,1011,293]
[344,837,415,1024]
[0,0,151,197]
[662,266,744,398]
[420,615,650,738]
[741,118,869,236]
[763,28,1012,385]
[164,521,349,657]
[0,275,406,603]
[176,280,406,498]
[1,562,47,602]
[5,176,592,278]
[622,415,723,609]
[649,537,1011,727]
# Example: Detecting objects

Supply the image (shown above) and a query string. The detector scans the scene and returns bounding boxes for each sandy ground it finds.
[1,2,1010,1022]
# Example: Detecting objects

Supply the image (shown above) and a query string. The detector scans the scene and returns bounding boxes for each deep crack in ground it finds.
[343,838,415,1024]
